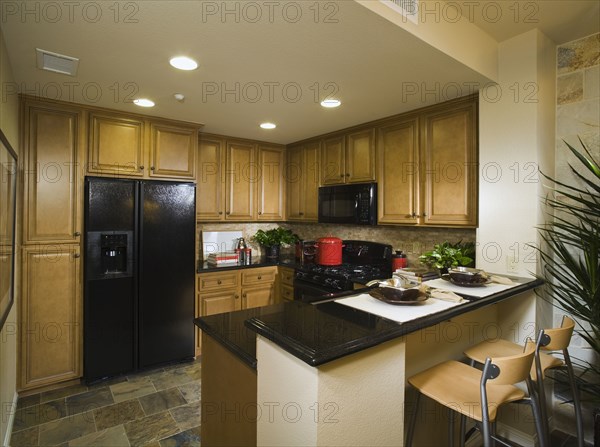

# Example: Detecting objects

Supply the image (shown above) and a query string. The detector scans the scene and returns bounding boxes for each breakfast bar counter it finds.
[195,276,543,446]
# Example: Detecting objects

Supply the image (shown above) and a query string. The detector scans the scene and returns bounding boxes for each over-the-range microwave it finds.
[318,182,377,225]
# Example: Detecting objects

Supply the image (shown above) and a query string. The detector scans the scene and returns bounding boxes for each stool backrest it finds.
[542,316,575,351]
[487,344,535,386]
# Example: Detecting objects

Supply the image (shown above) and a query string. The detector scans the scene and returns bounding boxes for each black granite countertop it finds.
[197,256,299,273]
[194,276,544,369]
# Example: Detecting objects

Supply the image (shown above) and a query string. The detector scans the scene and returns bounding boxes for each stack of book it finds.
[393,267,439,283]
[207,251,239,266]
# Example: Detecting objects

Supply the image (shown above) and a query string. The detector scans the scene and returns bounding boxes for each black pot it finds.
[264,244,280,263]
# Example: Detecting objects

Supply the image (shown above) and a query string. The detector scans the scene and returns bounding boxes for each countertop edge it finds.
[195,317,258,369]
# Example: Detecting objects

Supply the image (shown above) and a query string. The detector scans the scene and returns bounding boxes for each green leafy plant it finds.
[418,241,475,270]
[534,138,600,402]
[252,227,299,247]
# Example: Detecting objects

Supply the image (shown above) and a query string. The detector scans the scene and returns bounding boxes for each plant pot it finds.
[263,244,280,263]
[438,267,449,276]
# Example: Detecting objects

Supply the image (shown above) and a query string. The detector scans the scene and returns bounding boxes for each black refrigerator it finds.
[83,176,196,383]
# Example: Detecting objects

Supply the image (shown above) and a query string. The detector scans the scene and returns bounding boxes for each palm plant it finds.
[535,137,600,401]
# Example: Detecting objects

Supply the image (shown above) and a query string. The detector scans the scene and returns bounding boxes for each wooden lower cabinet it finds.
[278,266,295,302]
[241,285,274,309]
[20,245,81,390]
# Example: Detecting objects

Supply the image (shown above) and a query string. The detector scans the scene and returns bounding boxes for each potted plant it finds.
[418,241,475,274]
[533,138,600,443]
[252,227,299,262]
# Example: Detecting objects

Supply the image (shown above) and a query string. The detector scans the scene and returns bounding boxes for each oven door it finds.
[294,279,337,303]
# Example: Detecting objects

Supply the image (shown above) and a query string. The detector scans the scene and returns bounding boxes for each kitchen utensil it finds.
[315,236,344,265]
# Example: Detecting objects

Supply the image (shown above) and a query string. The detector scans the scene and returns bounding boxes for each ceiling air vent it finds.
[36,48,79,76]
[379,0,419,24]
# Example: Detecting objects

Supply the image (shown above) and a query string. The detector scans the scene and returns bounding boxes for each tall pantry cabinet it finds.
[19,97,84,390]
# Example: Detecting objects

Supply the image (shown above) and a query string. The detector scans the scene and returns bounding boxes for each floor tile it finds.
[94,399,145,431]
[68,424,130,446]
[159,426,200,447]
[169,402,201,431]
[181,363,201,381]
[150,369,193,392]
[10,426,39,446]
[124,411,179,446]
[66,387,114,415]
[40,384,88,403]
[110,378,156,403]
[138,388,187,416]
[177,382,200,404]
[87,375,128,390]
[38,411,96,446]
[16,393,41,410]
[13,399,67,431]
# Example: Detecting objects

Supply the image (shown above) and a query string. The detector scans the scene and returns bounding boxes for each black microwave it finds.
[318,182,377,225]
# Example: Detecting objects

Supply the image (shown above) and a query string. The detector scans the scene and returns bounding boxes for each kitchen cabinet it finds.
[21,98,83,244]
[286,142,320,221]
[20,245,81,390]
[278,266,295,302]
[196,134,286,222]
[88,112,198,181]
[321,129,376,185]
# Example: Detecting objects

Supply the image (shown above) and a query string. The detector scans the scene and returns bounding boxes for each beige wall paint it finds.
[0,25,19,447]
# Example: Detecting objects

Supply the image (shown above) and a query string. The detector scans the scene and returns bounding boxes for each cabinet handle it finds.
[345,173,350,177]
[73,253,80,258]
[422,213,428,217]
[150,166,155,171]
[258,276,262,280]
[226,211,230,215]
[299,212,304,216]
[139,165,145,170]
[411,213,417,218]
[243,293,247,298]
[74,231,81,237]
[235,294,239,299]
[258,211,262,215]
[340,174,344,178]
[219,211,223,215]
[217,280,222,285]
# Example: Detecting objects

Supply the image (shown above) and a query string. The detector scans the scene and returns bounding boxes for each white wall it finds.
[0,25,19,447]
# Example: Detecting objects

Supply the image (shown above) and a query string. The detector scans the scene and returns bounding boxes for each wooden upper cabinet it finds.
[88,112,145,177]
[197,136,225,221]
[22,101,82,244]
[257,145,285,221]
[286,145,303,220]
[321,136,345,185]
[286,142,320,221]
[377,118,420,225]
[421,100,478,227]
[303,142,320,220]
[225,140,256,221]
[20,245,81,390]
[346,129,376,183]
[149,122,197,179]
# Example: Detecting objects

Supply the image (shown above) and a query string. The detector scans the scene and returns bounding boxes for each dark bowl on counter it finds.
[448,267,486,283]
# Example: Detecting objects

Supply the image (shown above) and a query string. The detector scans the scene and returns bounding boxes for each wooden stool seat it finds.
[408,360,526,422]
[465,338,564,380]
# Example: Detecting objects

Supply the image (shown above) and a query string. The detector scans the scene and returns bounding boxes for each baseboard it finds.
[3,391,17,447]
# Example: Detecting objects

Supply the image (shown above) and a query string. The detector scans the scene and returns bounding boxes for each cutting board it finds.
[201,231,243,260]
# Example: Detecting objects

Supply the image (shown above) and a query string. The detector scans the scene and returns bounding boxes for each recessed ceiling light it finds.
[321,99,341,108]
[174,93,185,102]
[169,56,198,71]
[260,122,276,129]
[133,98,155,107]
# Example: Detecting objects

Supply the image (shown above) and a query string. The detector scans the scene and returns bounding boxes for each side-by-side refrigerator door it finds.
[138,181,196,369]
[84,177,136,382]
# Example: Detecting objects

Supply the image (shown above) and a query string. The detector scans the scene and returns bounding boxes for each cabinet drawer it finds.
[198,272,238,291]
[279,267,295,286]
[280,284,294,301]
[241,267,276,286]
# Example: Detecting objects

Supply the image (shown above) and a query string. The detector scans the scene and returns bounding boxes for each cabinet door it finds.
[242,285,274,309]
[378,119,420,224]
[346,129,376,183]
[257,145,285,221]
[149,122,197,179]
[20,245,81,390]
[286,145,303,220]
[197,136,225,221]
[303,142,320,221]
[88,113,145,177]
[421,101,478,226]
[201,289,241,316]
[321,136,345,185]
[225,141,256,220]
[22,102,82,244]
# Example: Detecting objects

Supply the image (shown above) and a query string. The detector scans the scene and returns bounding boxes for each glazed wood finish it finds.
[286,142,319,221]
[22,102,83,244]
[256,145,285,221]
[346,128,376,183]
[196,136,225,220]
[149,122,197,179]
[20,246,81,390]
[278,266,295,302]
[321,135,345,185]
[226,140,256,221]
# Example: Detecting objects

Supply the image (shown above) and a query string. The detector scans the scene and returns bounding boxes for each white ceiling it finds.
[1,1,598,144]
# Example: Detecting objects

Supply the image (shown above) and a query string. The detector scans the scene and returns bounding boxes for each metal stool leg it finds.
[527,377,548,447]
[406,391,421,447]
[459,413,467,447]
[448,408,455,447]
[534,350,551,445]
[563,349,584,447]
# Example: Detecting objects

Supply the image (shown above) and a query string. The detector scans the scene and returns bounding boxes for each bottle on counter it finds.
[236,238,247,265]
[392,250,408,270]
[244,247,252,265]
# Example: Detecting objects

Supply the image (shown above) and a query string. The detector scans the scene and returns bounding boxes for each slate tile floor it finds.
[10,359,201,446]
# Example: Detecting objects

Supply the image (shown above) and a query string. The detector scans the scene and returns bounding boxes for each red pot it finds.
[315,236,344,265]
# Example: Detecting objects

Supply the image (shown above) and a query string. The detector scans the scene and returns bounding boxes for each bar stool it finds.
[406,340,544,447]
[463,316,583,447]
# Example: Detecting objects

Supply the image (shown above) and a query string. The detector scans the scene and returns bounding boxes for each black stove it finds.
[294,240,392,302]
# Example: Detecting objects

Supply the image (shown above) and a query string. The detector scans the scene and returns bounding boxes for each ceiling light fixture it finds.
[169,56,198,71]
[133,98,155,107]
[174,93,185,102]
[260,122,277,129]
[321,99,341,108]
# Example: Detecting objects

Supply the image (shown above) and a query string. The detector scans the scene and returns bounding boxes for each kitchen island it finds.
[195,276,543,446]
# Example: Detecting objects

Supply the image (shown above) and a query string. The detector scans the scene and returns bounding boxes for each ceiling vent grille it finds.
[379,0,419,24]
[36,48,79,76]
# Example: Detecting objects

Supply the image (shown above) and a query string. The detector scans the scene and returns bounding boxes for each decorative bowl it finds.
[448,267,486,283]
